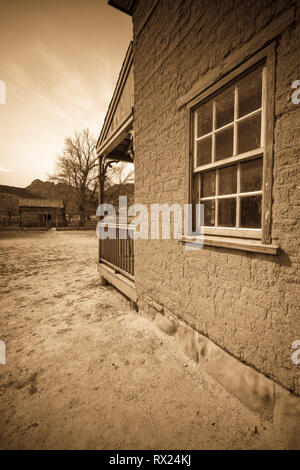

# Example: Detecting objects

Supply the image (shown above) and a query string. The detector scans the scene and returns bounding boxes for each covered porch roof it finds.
[97,41,133,163]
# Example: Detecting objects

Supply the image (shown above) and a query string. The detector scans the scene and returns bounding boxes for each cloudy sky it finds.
[0,0,132,187]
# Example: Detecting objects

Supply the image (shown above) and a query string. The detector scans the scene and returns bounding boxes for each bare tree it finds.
[104,162,134,205]
[0,194,19,225]
[49,129,98,226]
[106,162,134,186]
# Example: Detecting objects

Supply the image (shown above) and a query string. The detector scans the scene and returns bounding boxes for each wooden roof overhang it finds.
[97,113,133,163]
[97,42,133,164]
[107,0,137,16]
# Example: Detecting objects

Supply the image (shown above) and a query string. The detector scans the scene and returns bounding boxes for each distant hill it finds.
[0,184,42,200]
[25,179,77,201]
[0,179,80,206]
[0,179,134,218]
[0,184,42,216]
[0,179,96,218]
[0,180,75,216]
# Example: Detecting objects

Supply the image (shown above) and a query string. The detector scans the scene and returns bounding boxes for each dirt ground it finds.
[0,230,285,449]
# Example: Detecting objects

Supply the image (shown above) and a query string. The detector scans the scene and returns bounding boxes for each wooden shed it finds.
[19,199,65,228]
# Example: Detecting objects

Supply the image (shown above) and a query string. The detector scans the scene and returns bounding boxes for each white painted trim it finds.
[180,235,279,254]
[194,147,264,173]
[202,227,261,239]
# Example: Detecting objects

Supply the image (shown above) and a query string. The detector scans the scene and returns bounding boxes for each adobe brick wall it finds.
[132,0,300,396]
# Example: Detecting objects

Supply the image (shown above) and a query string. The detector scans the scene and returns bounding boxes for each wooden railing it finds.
[99,224,134,279]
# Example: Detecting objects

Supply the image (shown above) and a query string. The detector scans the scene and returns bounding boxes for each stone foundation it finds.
[139,300,300,450]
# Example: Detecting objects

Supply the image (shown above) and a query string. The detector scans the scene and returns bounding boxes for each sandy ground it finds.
[0,230,285,450]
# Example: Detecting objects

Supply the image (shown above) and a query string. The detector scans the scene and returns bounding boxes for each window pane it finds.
[218,198,236,227]
[240,157,263,192]
[237,112,261,154]
[202,200,215,226]
[215,88,234,129]
[219,165,237,195]
[197,136,212,166]
[215,125,233,161]
[238,68,262,118]
[201,170,216,197]
[196,102,213,137]
[192,173,200,202]
[240,195,262,228]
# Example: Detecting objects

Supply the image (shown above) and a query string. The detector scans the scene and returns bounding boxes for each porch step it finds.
[99,262,137,302]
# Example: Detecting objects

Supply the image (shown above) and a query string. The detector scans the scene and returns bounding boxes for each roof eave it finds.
[97,41,133,150]
[108,0,136,16]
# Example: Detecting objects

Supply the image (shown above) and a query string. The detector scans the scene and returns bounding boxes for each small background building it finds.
[19,199,65,228]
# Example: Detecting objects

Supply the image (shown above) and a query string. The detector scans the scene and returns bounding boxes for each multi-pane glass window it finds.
[192,66,265,238]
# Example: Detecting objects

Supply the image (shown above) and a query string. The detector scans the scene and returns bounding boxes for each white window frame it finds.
[187,45,275,244]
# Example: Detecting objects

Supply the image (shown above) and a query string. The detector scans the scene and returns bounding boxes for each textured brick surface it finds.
[132,0,300,395]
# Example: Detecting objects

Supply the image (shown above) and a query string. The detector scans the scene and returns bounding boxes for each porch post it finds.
[19,207,23,229]
[98,153,108,285]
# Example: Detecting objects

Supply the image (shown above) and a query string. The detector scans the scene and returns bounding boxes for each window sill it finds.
[180,235,279,255]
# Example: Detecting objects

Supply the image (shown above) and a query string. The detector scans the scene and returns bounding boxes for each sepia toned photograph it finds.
[0,0,299,455]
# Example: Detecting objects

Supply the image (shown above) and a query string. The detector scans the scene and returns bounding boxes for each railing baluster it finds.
[117,227,119,269]
[112,229,115,266]
[127,236,129,274]
[100,223,134,278]
[123,237,126,272]
[125,237,127,273]
[130,235,134,275]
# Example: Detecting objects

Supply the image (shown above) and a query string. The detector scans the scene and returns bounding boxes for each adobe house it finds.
[98,1,300,447]
[19,199,65,228]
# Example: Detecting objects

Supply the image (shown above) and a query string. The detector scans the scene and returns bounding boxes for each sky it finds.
[0,0,132,187]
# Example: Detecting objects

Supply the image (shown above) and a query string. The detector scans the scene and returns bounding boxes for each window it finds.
[191,64,269,240]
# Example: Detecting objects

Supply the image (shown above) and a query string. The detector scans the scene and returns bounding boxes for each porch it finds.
[97,42,136,302]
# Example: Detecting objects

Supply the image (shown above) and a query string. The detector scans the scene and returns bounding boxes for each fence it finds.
[0,215,20,226]
[100,224,134,278]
